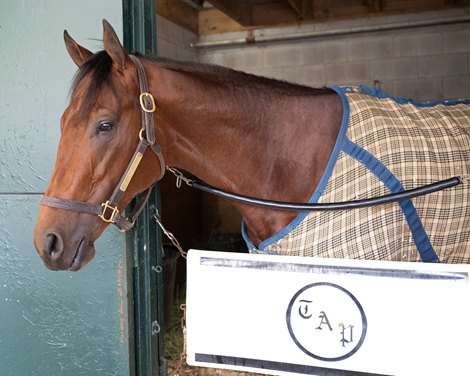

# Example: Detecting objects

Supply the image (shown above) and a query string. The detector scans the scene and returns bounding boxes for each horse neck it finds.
[148,60,342,245]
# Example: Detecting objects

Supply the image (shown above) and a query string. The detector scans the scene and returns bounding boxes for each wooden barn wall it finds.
[198,8,470,101]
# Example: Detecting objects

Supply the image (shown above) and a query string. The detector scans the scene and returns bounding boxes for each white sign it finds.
[186,250,470,376]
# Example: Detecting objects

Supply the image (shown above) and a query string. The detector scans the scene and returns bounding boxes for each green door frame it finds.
[122,1,166,375]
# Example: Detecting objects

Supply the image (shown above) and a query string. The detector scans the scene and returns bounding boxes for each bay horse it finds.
[34,20,470,271]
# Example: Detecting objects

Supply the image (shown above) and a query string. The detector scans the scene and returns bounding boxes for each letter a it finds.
[315,311,333,331]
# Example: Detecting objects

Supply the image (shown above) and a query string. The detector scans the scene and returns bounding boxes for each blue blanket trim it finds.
[342,139,439,263]
[240,86,351,252]
[353,85,470,107]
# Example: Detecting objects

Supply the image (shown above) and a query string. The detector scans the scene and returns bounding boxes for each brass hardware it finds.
[120,152,143,192]
[99,201,119,223]
[139,92,156,113]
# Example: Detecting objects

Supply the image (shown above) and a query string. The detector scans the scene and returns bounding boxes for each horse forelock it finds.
[70,50,114,117]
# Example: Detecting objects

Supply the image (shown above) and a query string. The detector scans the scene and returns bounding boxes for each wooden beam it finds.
[314,0,370,20]
[180,0,205,9]
[199,6,249,34]
[199,0,470,35]
[157,0,199,33]
[208,0,253,26]
[286,0,303,16]
[237,1,253,25]
[286,0,315,19]
[366,0,383,12]
[251,2,307,25]
[206,1,317,27]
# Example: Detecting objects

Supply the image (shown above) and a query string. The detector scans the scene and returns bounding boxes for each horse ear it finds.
[64,30,93,67]
[102,19,128,72]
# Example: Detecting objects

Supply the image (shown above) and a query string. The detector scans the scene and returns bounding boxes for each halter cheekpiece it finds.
[40,55,165,231]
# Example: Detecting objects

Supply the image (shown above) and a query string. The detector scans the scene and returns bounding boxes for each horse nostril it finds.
[44,231,64,260]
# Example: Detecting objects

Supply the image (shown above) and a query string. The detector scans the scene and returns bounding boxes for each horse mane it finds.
[70,50,333,116]
[150,56,332,97]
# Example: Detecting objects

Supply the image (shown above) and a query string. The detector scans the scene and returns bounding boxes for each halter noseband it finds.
[40,55,165,231]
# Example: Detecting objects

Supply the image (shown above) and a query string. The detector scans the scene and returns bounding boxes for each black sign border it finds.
[286,282,368,362]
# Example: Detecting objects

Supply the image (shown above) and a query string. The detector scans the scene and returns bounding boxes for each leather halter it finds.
[40,55,165,231]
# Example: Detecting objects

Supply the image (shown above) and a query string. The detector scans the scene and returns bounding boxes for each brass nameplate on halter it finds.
[120,152,143,192]
[139,92,156,113]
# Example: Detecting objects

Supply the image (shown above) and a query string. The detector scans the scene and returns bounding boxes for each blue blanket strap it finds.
[343,139,440,263]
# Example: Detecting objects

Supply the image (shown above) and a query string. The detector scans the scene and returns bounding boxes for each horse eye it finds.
[98,121,115,133]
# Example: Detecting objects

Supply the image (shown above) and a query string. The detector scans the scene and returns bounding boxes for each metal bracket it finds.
[139,92,156,113]
[166,166,195,188]
[151,320,161,335]
[99,201,119,223]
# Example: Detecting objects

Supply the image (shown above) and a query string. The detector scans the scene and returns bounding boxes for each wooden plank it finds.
[198,0,470,35]
[237,1,254,25]
[157,0,199,33]
[314,0,369,20]
[208,0,253,25]
[286,0,304,16]
[366,0,383,12]
[199,7,249,35]
[251,2,302,24]
[286,0,315,19]
[383,0,469,13]
[205,0,314,27]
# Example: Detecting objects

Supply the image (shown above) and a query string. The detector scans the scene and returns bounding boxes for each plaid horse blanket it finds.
[242,86,470,263]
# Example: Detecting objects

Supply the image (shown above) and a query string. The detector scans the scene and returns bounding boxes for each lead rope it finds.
[166,167,469,212]
[152,209,187,375]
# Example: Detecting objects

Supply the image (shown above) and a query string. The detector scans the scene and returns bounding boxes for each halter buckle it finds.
[139,92,156,113]
[99,201,120,223]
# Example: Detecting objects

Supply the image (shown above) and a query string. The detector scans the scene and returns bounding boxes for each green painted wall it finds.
[0,1,130,374]
[0,197,128,375]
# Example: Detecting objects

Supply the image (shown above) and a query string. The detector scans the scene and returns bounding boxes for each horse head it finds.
[34,20,164,271]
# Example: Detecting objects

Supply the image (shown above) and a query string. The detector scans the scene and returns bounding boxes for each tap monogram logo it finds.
[286,282,367,362]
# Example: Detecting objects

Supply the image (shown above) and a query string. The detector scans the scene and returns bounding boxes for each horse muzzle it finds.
[35,229,95,271]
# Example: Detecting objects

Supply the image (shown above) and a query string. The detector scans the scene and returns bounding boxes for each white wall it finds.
[157,14,198,61]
